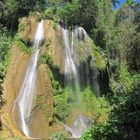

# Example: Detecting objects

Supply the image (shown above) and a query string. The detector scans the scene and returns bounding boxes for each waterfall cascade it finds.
[64,115,92,138]
[62,26,93,138]
[12,21,44,138]
[11,22,98,139]
[73,26,100,96]
[63,27,80,96]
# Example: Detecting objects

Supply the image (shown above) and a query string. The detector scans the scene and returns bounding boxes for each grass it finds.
[2,47,12,73]
[16,39,31,54]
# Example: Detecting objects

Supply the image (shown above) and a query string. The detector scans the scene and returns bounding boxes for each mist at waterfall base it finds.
[12,21,44,138]
[62,26,99,138]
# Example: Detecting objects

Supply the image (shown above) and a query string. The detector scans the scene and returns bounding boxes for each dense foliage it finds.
[0,26,12,106]
[81,83,140,140]
[0,0,45,29]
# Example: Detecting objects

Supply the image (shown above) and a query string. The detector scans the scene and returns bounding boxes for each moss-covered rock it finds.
[43,20,64,74]
[1,15,109,139]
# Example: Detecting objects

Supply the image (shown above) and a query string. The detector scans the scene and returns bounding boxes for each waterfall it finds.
[63,26,96,138]
[73,26,100,96]
[12,21,44,138]
[62,26,88,138]
[73,26,90,88]
[63,27,80,97]
[64,115,92,138]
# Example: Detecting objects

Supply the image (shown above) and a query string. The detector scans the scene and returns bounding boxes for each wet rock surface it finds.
[65,115,92,138]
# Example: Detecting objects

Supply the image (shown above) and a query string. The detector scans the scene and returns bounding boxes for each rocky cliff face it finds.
[0,15,65,139]
[0,14,107,139]
[1,46,29,139]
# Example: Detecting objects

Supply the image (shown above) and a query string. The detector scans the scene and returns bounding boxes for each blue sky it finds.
[116,0,140,9]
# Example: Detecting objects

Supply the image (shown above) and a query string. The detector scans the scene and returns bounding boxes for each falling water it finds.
[63,26,97,138]
[12,21,44,138]
[73,26,100,96]
[62,26,88,138]
[73,26,90,87]
[64,115,92,138]
[62,27,80,96]
[74,26,87,41]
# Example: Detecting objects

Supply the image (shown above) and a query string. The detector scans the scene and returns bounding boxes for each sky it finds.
[116,0,140,9]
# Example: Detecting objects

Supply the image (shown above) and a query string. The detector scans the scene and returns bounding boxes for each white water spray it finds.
[65,115,92,138]
[63,26,94,138]
[12,21,44,138]
[62,27,80,94]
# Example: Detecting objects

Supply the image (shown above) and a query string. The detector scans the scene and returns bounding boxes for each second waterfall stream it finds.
[12,21,44,138]
[62,26,92,138]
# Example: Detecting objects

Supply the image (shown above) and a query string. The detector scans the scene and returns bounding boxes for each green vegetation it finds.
[54,89,70,121]
[0,27,12,73]
[39,54,53,65]
[14,22,31,54]
[80,87,110,121]
[0,26,12,107]
[17,23,25,34]
[50,131,66,140]
[47,67,70,121]
[91,44,106,70]
[15,39,31,54]
[0,0,46,30]
[0,0,140,139]
[81,84,140,140]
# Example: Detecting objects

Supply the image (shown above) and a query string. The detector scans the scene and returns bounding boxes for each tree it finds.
[81,83,140,140]
[0,0,45,30]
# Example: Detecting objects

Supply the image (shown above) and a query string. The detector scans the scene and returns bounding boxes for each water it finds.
[74,26,87,41]
[65,115,92,138]
[73,26,90,88]
[62,27,80,96]
[63,26,99,138]
[73,26,100,96]
[63,27,91,138]
[12,21,44,138]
